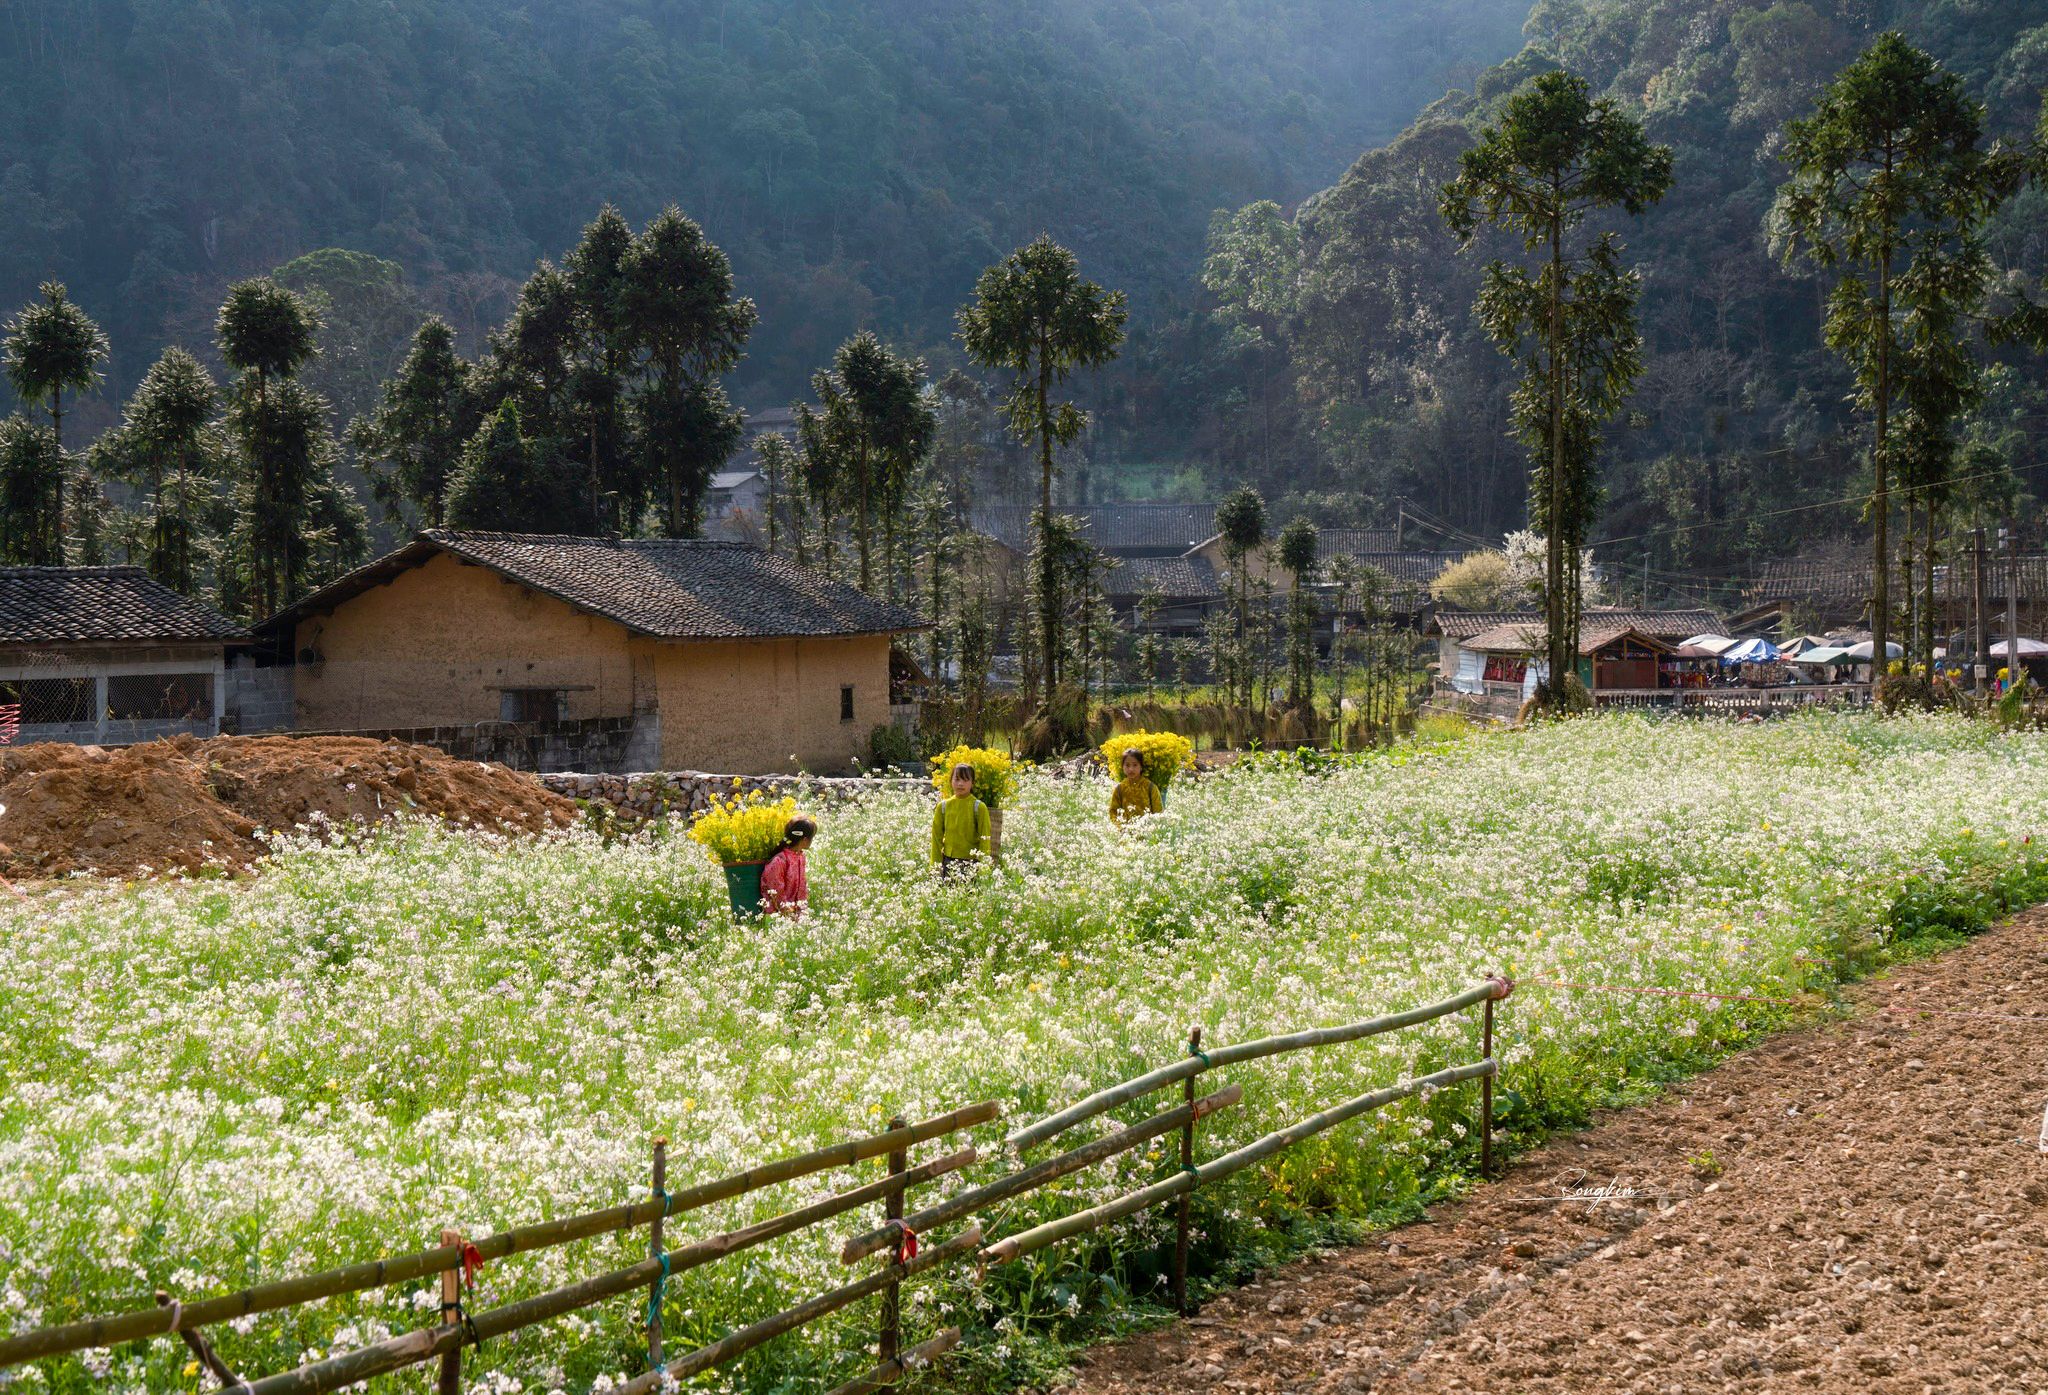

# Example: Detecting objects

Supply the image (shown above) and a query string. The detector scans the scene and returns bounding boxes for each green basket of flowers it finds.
[689,790,803,918]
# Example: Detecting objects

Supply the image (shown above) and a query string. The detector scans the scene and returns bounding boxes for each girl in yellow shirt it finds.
[931,762,992,873]
[1109,749,1163,824]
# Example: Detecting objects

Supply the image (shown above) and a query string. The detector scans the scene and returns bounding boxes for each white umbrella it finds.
[1989,638,2048,657]
[1683,634,1737,655]
[1842,640,1904,661]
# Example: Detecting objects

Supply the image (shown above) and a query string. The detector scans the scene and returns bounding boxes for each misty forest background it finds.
[3,0,2047,616]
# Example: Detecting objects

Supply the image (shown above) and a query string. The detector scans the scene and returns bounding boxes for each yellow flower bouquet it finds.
[688,790,801,867]
[1102,730,1195,790]
[928,745,1019,810]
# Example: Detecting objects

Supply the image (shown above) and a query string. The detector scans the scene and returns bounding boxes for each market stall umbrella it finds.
[1842,640,1904,661]
[1720,637,1782,664]
[1683,634,1737,655]
[1988,638,2048,657]
[1792,646,1851,666]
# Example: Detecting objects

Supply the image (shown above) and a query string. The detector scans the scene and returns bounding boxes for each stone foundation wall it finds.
[300,713,661,774]
[540,769,927,819]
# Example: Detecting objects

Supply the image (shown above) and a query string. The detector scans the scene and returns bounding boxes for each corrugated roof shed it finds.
[265,532,925,641]
[0,567,245,645]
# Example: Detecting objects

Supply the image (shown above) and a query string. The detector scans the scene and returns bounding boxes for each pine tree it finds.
[0,415,64,564]
[1278,517,1320,709]
[958,236,1127,700]
[217,277,350,616]
[119,347,220,591]
[1441,71,1672,708]
[1215,486,1268,711]
[1773,33,1997,679]
[352,317,475,529]
[2,281,107,557]
[620,207,757,537]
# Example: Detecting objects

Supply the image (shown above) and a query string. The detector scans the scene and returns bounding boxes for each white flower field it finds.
[4,713,2046,1393]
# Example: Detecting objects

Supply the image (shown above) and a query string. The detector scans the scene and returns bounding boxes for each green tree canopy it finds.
[958,235,1126,699]
[1441,69,1671,702]
[1773,31,2000,670]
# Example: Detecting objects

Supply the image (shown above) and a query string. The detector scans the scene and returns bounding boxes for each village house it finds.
[1743,548,2048,647]
[0,566,253,745]
[260,530,924,774]
[1428,607,1725,693]
[1103,554,1223,638]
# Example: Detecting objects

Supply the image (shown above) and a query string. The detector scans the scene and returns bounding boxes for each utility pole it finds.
[1974,526,1988,691]
[1642,551,1651,610]
[1394,501,1406,552]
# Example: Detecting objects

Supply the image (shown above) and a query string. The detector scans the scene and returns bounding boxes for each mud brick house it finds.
[0,566,247,745]
[261,530,924,774]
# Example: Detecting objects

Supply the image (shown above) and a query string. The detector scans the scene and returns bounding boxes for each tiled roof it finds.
[1105,555,1221,601]
[1342,551,1471,584]
[1753,553,2048,603]
[264,532,925,640]
[0,566,245,645]
[969,503,1217,554]
[1431,607,1721,641]
[1463,621,1676,656]
[1429,609,1542,639]
[1316,528,1401,558]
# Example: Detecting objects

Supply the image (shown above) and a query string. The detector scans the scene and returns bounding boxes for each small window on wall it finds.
[840,685,855,722]
[501,689,566,723]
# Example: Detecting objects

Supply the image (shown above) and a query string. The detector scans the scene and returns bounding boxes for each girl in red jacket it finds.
[760,815,816,918]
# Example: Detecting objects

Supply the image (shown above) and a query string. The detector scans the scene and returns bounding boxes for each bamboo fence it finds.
[0,977,1514,1393]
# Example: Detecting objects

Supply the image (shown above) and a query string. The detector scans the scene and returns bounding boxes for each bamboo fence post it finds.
[435,1229,462,1395]
[648,1136,667,1371]
[1481,997,1495,1181]
[152,1292,238,1388]
[1173,1026,1201,1315]
[879,1115,908,1366]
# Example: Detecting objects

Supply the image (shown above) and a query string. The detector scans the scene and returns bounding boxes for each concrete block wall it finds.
[225,660,295,734]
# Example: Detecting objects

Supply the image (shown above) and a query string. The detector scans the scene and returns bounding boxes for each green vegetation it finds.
[1206,3,2048,595]
[0,0,1529,410]
[3,714,2045,1390]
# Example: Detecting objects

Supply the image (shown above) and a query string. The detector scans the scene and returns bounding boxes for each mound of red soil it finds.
[0,735,576,879]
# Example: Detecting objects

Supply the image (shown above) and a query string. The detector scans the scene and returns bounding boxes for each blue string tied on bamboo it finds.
[645,1251,672,1368]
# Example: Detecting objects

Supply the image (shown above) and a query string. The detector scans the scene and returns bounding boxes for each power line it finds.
[1588,456,2048,550]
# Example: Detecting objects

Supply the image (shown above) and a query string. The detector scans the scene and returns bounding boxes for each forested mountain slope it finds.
[0,0,1527,410]
[1206,0,2048,598]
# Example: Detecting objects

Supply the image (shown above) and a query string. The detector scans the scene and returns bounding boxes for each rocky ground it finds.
[1058,910,2048,1394]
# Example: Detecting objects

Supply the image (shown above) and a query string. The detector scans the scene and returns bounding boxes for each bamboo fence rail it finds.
[984,1059,1497,1265]
[0,977,1514,1394]
[1006,979,1506,1150]
[0,1101,1001,1369]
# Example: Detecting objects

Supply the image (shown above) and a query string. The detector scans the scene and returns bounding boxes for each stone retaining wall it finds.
[539,770,928,819]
